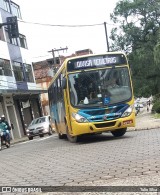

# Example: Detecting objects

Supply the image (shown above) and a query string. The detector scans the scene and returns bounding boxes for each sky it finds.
[14,0,119,62]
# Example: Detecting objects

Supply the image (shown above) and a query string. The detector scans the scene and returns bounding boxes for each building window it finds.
[24,64,34,83]
[18,34,28,49]
[0,58,12,76]
[0,28,5,41]
[11,37,18,45]
[10,1,21,18]
[5,28,10,43]
[5,28,19,45]
[0,0,10,12]
[12,61,24,81]
[5,29,28,48]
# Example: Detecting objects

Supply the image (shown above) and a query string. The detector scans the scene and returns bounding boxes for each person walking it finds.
[148,100,151,107]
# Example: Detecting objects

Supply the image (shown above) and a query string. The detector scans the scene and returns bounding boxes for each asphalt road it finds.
[0,129,160,188]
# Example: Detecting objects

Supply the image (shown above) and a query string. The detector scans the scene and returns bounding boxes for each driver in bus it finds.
[107,71,120,88]
[108,78,119,88]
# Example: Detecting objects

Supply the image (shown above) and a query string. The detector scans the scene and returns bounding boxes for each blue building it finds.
[0,0,44,140]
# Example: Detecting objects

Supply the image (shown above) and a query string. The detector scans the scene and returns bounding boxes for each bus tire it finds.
[66,125,78,143]
[111,128,127,137]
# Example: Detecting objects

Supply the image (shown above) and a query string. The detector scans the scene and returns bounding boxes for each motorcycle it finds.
[0,129,10,151]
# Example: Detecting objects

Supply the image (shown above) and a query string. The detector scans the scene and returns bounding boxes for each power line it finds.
[18,19,119,27]
[32,54,51,59]
[18,20,104,27]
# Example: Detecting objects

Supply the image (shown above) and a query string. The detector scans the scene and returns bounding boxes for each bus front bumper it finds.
[71,112,135,136]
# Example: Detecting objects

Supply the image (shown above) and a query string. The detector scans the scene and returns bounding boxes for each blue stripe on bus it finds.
[77,104,129,122]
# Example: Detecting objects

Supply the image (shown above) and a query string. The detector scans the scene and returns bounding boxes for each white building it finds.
[0,0,45,140]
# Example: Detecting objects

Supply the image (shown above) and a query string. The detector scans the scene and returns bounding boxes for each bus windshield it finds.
[68,67,132,107]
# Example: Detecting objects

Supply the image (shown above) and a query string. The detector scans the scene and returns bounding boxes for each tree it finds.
[154,28,160,67]
[110,0,160,97]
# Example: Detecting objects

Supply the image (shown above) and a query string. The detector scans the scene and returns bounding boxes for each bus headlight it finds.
[72,113,88,123]
[121,105,134,117]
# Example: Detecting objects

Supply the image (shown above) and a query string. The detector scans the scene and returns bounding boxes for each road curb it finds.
[134,126,160,131]
[128,126,160,132]
[10,133,56,145]
[10,137,28,145]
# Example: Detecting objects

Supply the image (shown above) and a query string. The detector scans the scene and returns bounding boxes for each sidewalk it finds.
[10,135,28,145]
[128,105,160,131]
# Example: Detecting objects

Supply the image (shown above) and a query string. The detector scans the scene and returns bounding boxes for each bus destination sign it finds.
[75,57,118,69]
[67,54,127,71]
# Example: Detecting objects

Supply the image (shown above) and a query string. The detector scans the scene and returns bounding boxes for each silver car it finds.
[26,116,53,140]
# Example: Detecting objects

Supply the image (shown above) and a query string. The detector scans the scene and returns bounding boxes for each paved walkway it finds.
[128,105,160,131]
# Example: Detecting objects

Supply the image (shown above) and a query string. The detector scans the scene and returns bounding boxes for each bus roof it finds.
[64,51,126,63]
[48,51,127,89]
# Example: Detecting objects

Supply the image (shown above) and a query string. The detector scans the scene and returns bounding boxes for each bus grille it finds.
[94,121,116,128]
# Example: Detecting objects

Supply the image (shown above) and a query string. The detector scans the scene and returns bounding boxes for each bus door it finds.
[62,76,72,134]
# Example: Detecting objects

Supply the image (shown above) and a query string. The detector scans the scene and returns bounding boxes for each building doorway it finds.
[7,105,20,139]
[23,107,32,127]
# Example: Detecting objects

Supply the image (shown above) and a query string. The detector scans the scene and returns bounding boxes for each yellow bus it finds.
[48,52,135,142]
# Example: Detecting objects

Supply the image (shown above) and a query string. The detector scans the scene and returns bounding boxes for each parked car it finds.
[26,116,54,140]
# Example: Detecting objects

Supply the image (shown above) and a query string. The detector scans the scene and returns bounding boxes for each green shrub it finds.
[152,101,160,113]
[153,93,160,104]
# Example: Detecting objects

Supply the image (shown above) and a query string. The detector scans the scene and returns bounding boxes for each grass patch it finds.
[154,113,160,119]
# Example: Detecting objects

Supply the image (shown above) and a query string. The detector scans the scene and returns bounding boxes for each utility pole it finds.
[48,47,68,73]
[48,47,68,65]
[104,22,109,52]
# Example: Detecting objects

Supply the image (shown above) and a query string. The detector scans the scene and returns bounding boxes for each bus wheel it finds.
[66,126,78,143]
[111,128,127,137]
